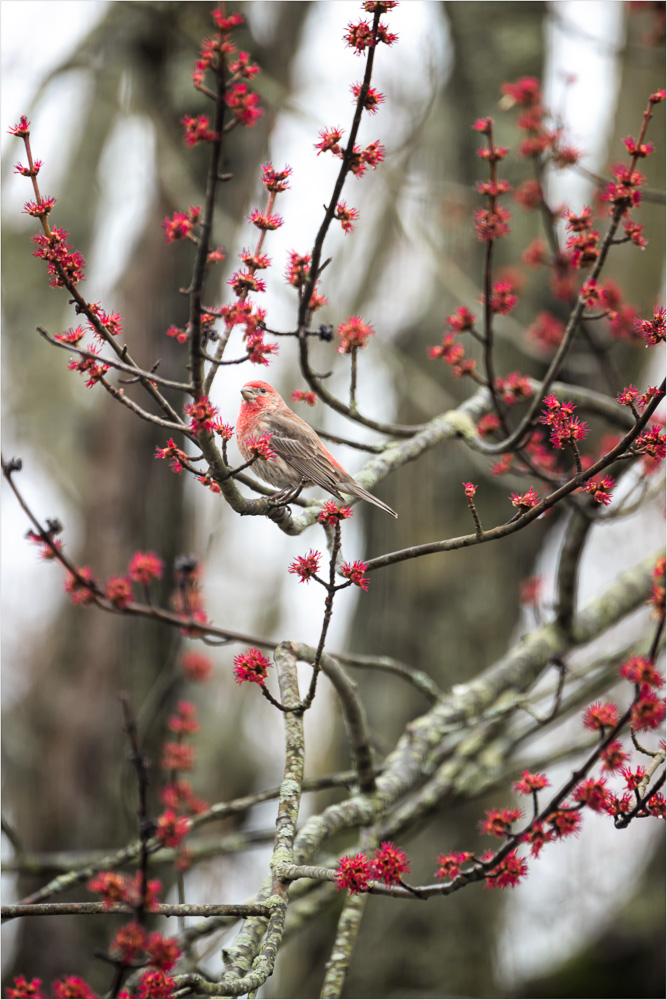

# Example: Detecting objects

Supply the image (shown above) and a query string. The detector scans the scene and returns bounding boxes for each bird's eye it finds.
[260,387,266,393]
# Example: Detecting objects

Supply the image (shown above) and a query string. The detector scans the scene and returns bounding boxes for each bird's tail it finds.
[343,480,398,518]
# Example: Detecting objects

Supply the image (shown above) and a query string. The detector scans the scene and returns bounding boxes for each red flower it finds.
[337,316,374,353]
[244,432,276,462]
[246,332,279,366]
[474,205,510,241]
[185,395,220,434]
[64,567,96,605]
[435,851,474,880]
[181,114,218,146]
[510,487,540,512]
[285,251,312,288]
[54,326,85,345]
[447,306,477,332]
[162,206,200,242]
[134,969,177,999]
[623,134,654,158]
[630,685,666,731]
[127,873,162,912]
[647,794,666,819]
[291,390,317,407]
[335,853,373,893]
[233,647,272,685]
[580,475,614,506]
[528,311,565,351]
[318,501,353,524]
[477,413,501,437]
[228,269,266,296]
[501,76,541,106]
[635,306,666,346]
[479,807,522,837]
[583,701,619,730]
[129,552,163,585]
[566,229,600,268]
[289,550,321,583]
[514,179,542,209]
[181,650,213,682]
[495,372,531,405]
[168,701,199,735]
[547,808,582,839]
[539,395,588,450]
[51,976,97,1000]
[52,978,97,999]
[315,126,345,155]
[513,771,549,795]
[155,438,188,473]
[88,871,130,909]
[335,200,360,233]
[573,777,610,812]
[161,741,195,771]
[161,778,207,816]
[371,842,410,884]
[620,202,648,239]
[229,51,260,80]
[7,977,45,999]
[462,482,477,499]
[105,575,133,609]
[31,226,86,288]
[633,424,666,466]
[146,931,181,971]
[520,821,553,858]
[338,560,369,591]
[111,921,147,963]
[621,655,664,689]
[351,82,385,113]
[155,809,190,847]
[622,765,648,790]
[361,140,385,169]
[248,208,283,230]
[22,196,56,217]
[600,740,629,773]
[484,849,528,889]
[8,115,31,137]
[212,10,244,30]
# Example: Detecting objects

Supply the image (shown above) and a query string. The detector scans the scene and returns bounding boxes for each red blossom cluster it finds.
[337,316,374,354]
[340,559,370,591]
[180,649,213,682]
[233,646,273,685]
[8,975,98,998]
[243,432,276,462]
[565,208,600,269]
[31,226,86,288]
[335,841,409,894]
[344,13,398,55]
[317,500,353,525]
[290,389,317,406]
[189,10,262,128]
[289,549,321,583]
[184,395,219,434]
[539,393,588,451]
[162,205,201,242]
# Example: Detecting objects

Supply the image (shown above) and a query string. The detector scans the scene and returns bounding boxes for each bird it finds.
[236,380,397,517]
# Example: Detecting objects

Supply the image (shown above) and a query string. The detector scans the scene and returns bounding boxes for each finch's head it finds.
[240,381,281,410]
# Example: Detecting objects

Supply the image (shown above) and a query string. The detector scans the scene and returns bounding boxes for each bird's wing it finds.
[260,410,344,496]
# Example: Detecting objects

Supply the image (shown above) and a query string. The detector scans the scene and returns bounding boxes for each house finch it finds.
[236,380,397,517]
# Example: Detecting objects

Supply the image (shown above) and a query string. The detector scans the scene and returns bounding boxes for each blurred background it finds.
[2,2,665,997]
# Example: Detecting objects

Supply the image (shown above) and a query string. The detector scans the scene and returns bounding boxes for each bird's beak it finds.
[241,387,256,402]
